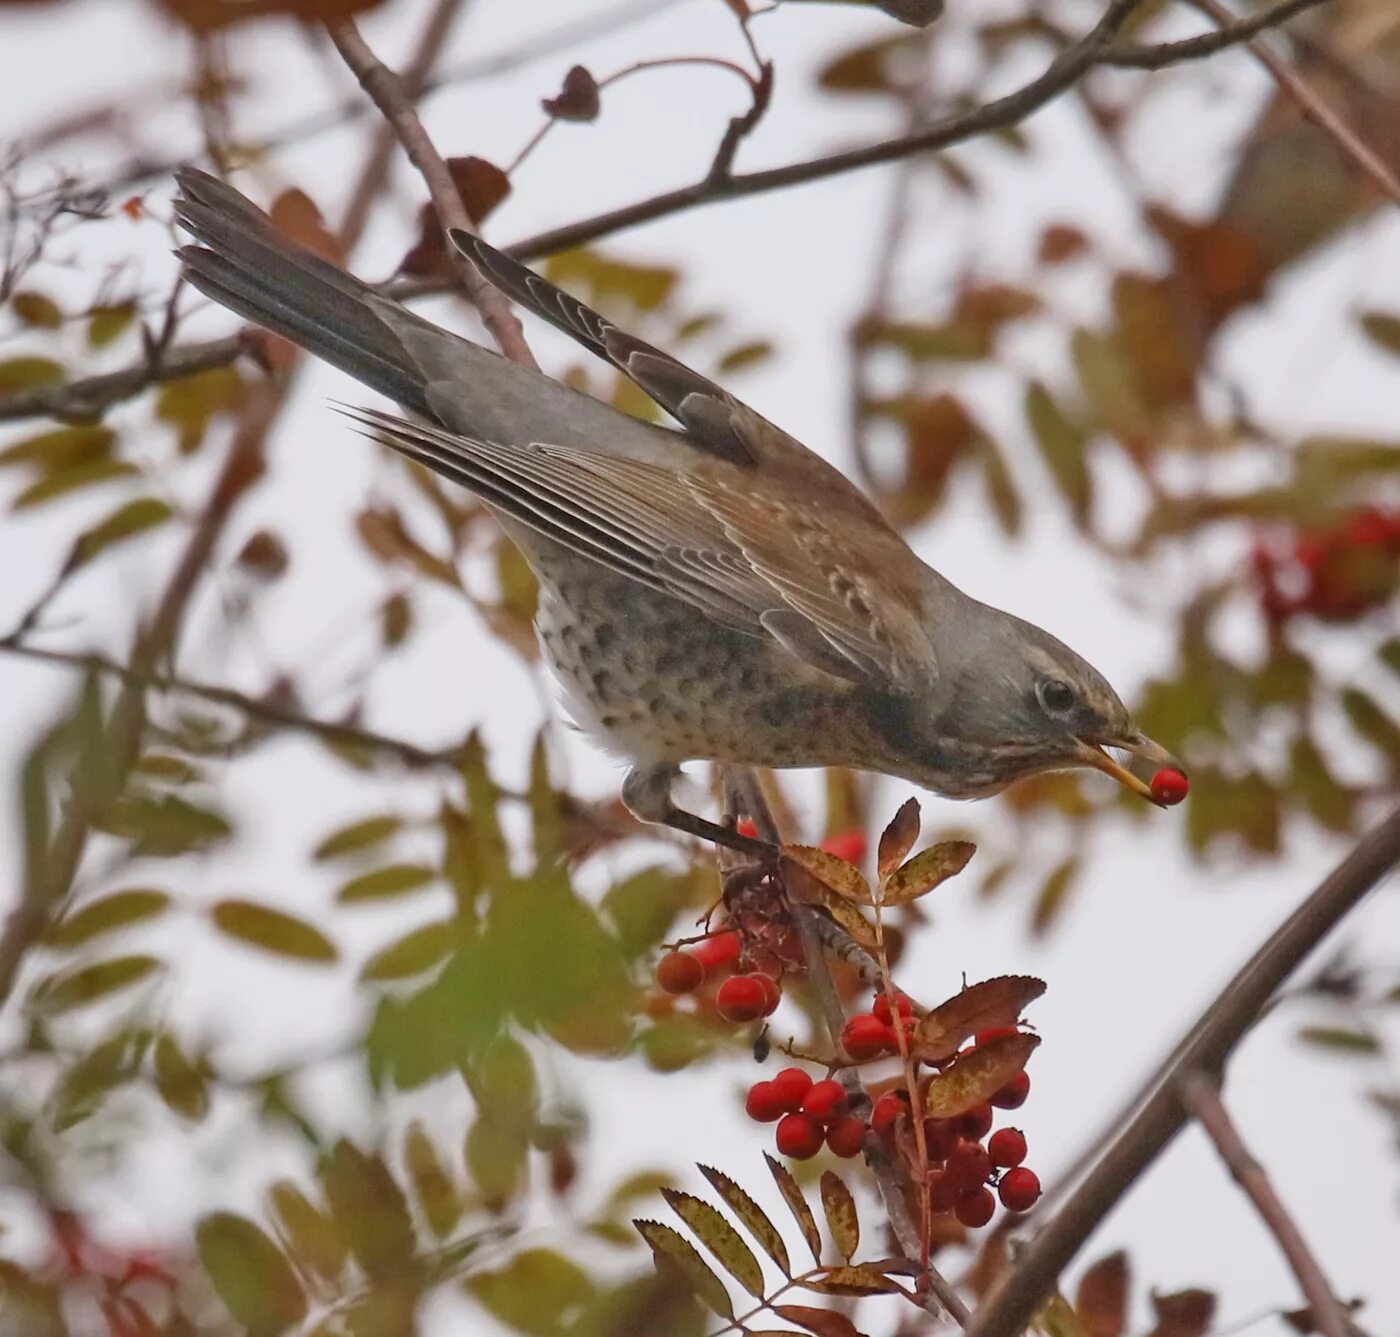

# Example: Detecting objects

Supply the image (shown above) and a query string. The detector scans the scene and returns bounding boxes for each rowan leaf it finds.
[661,1188,764,1299]
[404,1121,461,1239]
[913,976,1045,1062]
[360,920,455,981]
[337,863,435,903]
[764,1153,822,1266]
[781,845,872,905]
[31,955,161,1014]
[801,1265,903,1296]
[882,840,975,904]
[154,1034,210,1122]
[773,1304,867,1337]
[320,1140,415,1280]
[697,1164,790,1277]
[877,797,920,879]
[819,1172,858,1262]
[1076,1250,1130,1337]
[1147,1288,1216,1337]
[922,1033,1039,1118]
[268,1182,347,1283]
[1025,381,1092,524]
[634,1220,733,1318]
[45,889,171,948]
[88,302,136,348]
[197,1212,306,1334]
[210,899,338,963]
[312,814,402,861]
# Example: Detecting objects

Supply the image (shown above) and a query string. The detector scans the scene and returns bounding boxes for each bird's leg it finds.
[622,764,776,859]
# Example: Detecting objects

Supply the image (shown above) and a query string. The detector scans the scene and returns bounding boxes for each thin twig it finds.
[326,17,538,369]
[1187,0,1400,205]
[1102,0,1329,68]
[965,804,1400,1337]
[1178,1072,1351,1337]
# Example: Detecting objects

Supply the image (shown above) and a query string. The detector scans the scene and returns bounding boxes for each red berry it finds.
[973,1025,1021,1046]
[927,1170,960,1213]
[771,1067,813,1112]
[841,1013,892,1061]
[945,1139,992,1192]
[871,1091,908,1138]
[1150,767,1189,806]
[820,829,868,864]
[873,991,913,1026]
[826,1115,867,1158]
[991,1071,1030,1109]
[716,975,768,1024]
[693,929,742,970]
[745,1081,787,1123]
[954,1186,996,1229]
[957,1102,994,1141]
[755,973,782,1016]
[998,1166,1042,1213]
[736,818,759,839]
[988,1128,1027,1168]
[655,951,703,994]
[802,1079,848,1124]
[923,1118,960,1163]
[775,1113,824,1160]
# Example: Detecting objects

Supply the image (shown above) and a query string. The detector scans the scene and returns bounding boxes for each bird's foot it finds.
[622,764,775,859]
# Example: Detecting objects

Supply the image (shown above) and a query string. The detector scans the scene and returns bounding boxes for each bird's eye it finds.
[1037,678,1076,715]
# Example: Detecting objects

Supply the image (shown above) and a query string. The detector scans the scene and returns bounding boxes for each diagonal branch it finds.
[965,803,1400,1337]
[1101,0,1329,68]
[1178,1072,1351,1337]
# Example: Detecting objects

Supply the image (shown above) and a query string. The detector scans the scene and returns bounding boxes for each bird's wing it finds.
[450,229,810,474]
[342,406,936,691]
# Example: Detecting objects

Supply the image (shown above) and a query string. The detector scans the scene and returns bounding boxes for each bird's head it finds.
[907,607,1181,803]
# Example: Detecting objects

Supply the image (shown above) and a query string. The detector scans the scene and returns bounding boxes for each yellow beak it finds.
[1074,732,1183,806]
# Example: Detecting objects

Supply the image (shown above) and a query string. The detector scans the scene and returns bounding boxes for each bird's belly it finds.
[532,558,862,770]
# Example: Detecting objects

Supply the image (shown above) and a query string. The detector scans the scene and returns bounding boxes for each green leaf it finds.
[466,1109,529,1206]
[1072,327,1152,441]
[0,424,115,469]
[12,458,138,510]
[404,1121,462,1239]
[882,840,975,904]
[268,1182,347,1283]
[661,1189,764,1299]
[70,497,173,568]
[210,899,338,964]
[337,862,435,903]
[922,1033,1039,1118]
[1341,689,1400,767]
[602,865,707,958]
[87,303,136,348]
[0,356,64,394]
[313,814,403,861]
[31,955,161,1014]
[764,1152,822,1266]
[1031,856,1081,936]
[100,793,232,856]
[1297,1025,1381,1054]
[1025,381,1092,524]
[717,340,774,374]
[780,846,872,906]
[45,889,171,948]
[52,1026,150,1130]
[979,435,1022,536]
[320,1140,416,1280]
[155,366,243,451]
[819,1172,858,1263]
[360,920,455,981]
[634,1220,733,1319]
[468,1248,597,1336]
[696,1165,790,1277]
[197,1212,307,1334]
[1289,737,1355,833]
[154,1034,210,1121]
[12,292,62,328]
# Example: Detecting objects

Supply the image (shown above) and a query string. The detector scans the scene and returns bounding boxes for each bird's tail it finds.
[173,168,448,419]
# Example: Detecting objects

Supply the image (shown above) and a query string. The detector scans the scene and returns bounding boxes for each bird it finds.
[172,167,1180,855]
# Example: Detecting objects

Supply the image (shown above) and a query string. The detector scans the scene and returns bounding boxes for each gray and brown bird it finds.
[173,168,1180,852]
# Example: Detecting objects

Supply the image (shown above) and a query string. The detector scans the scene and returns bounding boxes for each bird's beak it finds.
[1074,731,1182,806]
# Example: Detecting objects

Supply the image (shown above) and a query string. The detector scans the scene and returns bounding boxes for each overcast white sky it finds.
[2,0,1398,1333]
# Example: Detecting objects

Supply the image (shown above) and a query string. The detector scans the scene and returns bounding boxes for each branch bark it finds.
[1178,1072,1350,1337]
[965,803,1400,1337]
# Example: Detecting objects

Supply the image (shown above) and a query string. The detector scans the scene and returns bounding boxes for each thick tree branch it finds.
[965,803,1400,1337]
[326,16,538,369]
[1178,1072,1350,1337]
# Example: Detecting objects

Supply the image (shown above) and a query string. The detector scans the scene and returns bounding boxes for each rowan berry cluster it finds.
[744,1068,869,1160]
[1252,507,1400,624]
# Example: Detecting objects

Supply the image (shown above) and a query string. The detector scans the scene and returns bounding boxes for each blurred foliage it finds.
[0,0,1398,1333]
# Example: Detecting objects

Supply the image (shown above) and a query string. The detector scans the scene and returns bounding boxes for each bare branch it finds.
[965,804,1400,1337]
[1178,1072,1351,1337]
[1101,0,1330,68]
[326,16,538,369]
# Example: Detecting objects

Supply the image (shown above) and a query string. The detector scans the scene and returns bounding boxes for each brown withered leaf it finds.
[877,797,920,879]
[1146,1289,1215,1337]
[697,1165,789,1277]
[1076,1250,1130,1337]
[882,840,974,905]
[922,1033,1039,1119]
[270,188,342,265]
[542,65,600,122]
[772,1305,867,1337]
[781,845,872,906]
[801,1265,903,1297]
[634,1220,733,1319]
[913,976,1044,1064]
[399,158,511,277]
[818,1172,857,1262]
[764,1153,821,1266]
[659,1189,763,1300]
